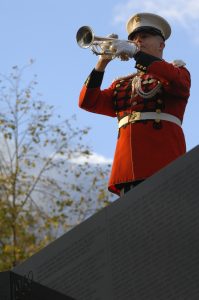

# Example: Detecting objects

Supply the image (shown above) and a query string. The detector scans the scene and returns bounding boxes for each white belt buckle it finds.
[128,111,141,123]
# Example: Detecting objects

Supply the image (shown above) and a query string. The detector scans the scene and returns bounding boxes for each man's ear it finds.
[160,41,165,50]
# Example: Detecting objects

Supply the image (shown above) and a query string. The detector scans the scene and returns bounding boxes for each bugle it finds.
[76,26,136,58]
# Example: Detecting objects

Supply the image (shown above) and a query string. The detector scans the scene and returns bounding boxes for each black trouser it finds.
[119,180,144,197]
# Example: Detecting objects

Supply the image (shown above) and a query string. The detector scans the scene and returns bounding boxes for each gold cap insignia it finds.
[134,15,141,23]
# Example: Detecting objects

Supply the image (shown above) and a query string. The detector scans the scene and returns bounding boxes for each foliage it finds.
[0,63,115,271]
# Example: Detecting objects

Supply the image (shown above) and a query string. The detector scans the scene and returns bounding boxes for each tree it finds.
[0,63,115,271]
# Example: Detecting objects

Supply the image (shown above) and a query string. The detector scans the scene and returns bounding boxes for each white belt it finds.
[118,112,182,129]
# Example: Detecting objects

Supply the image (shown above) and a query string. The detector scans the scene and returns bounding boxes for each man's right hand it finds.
[95,33,118,72]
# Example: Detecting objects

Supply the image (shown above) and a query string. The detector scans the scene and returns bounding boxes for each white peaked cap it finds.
[126,12,171,40]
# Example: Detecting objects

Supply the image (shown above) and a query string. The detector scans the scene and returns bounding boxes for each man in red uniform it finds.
[79,13,191,196]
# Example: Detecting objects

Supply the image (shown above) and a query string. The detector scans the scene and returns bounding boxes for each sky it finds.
[0,0,199,164]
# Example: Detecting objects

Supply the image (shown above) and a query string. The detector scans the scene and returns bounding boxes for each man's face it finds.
[130,32,165,57]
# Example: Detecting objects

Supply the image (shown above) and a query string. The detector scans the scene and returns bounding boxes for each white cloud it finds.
[112,0,199,42]
[69,152,113,165]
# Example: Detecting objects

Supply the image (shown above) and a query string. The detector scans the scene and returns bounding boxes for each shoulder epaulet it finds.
[112,73,135,83]
[172,59,186,67]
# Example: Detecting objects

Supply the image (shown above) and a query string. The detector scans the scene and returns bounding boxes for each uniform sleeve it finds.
[134,51,191,98]
[134,51,162,72]
[79,69,116,117]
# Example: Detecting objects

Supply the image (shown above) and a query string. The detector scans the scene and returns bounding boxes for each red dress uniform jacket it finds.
[79,55,191,195]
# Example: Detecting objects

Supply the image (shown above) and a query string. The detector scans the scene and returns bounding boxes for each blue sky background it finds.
[1,0,198,163]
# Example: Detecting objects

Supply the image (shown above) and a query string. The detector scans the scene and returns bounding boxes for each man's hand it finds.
[95,33,118,71]
[111,40,138,61]
[98,33,118,61]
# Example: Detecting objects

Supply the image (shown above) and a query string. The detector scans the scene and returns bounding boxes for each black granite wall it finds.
[13,146,199,300]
